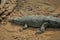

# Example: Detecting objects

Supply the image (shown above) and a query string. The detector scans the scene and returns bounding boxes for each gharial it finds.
[7,15,60,34]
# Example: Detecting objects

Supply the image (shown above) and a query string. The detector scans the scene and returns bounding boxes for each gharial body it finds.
[8,15,60,34]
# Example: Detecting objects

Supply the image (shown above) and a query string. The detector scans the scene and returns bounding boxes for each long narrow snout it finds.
[7,18,15,22]
[7,18,12,20]
[7,17,21,22]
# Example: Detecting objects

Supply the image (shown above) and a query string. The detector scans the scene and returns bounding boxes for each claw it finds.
[35,32,44,35]
[23,28,27,30]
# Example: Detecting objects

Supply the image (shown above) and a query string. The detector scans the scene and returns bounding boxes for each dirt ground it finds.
[0,0,60,40]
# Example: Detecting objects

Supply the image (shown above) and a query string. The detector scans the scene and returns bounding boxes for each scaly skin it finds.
[8,15,60,34]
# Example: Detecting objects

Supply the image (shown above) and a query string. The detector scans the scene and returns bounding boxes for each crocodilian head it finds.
[7,17,23,25]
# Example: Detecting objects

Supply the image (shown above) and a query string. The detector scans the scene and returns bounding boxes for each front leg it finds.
[35,22,48,34]
[23,24,28,30]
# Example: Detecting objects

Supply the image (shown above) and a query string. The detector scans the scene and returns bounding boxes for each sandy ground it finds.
[0,0,60,40]
[0,22,60,40]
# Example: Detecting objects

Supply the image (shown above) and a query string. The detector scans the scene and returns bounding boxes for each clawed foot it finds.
[35,32,44,35]
[23,28,27,30]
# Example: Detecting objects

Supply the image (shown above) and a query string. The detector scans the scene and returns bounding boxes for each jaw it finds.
[7,17,23,24]
[8,17,20,21]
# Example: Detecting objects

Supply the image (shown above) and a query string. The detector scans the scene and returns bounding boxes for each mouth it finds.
[7,18,14,22]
